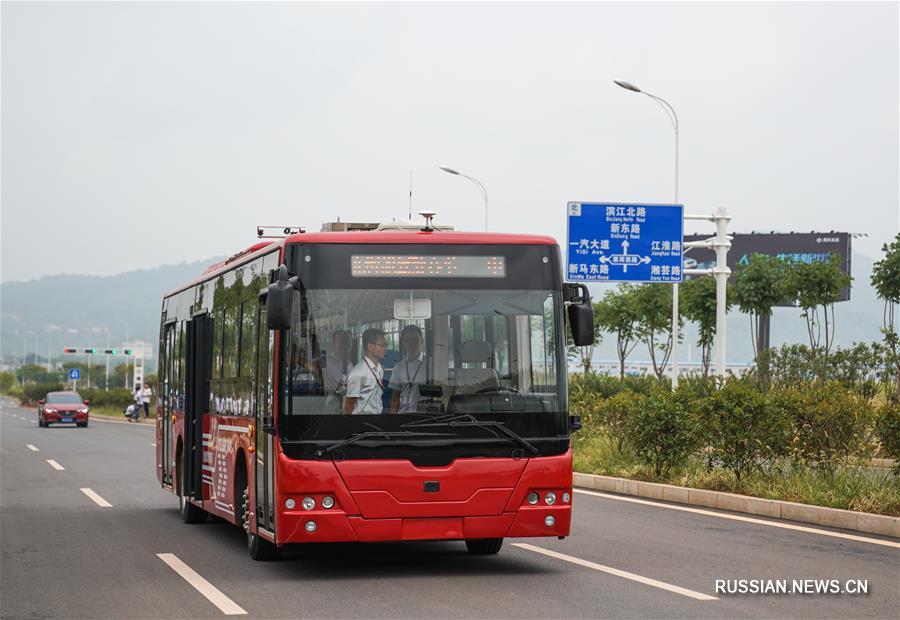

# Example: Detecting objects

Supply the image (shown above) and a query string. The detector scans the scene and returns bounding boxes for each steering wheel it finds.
[476,386,520,394]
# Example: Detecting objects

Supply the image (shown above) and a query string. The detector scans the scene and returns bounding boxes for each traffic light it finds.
[63,348,78,354]
[123,348,133,356]
[103,348,117,355]
[84,348,97,354]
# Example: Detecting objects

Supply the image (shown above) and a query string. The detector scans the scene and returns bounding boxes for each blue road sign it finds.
[69,369,81,381]
[566,202,684,283]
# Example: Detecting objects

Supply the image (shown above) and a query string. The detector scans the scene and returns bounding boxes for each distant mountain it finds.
[0,256,223,367]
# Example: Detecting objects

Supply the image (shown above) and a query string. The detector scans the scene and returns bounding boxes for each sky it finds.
[1,1,898,284]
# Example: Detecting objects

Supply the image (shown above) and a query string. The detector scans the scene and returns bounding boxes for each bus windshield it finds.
[284,288,563,416]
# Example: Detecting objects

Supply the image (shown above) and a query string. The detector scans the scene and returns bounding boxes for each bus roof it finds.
[284,230,558,246]
[166,230,558,298]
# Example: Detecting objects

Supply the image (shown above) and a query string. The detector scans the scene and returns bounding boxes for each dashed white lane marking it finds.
[80,488,112,507]
[46,459,65,471]
[26,444,39,452]
[574,489,900,549]
[151,443,157,447]
[157,553,247,615]
[514,543,717,601]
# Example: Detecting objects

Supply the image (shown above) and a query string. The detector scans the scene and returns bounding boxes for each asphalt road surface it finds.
[2,397,898,619]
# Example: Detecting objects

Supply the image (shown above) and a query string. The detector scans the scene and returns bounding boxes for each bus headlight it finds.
[301,497,315,511]
[285,498,296,510]
[562,492,571,503]
[545,492,557,505]
[321,496,335,509]
[527,492,539,505]
[545,515,556,527]
[305,520,317,533]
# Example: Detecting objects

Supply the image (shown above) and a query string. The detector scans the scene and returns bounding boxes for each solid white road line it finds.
[80,488,112,508]
[26,444,39,452]
[514,543,718,601]
[46,459,65,471]
[157,553,247,615]
[574,489,900,549]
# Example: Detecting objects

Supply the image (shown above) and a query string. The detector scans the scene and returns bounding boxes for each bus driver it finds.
[343,328,388,415]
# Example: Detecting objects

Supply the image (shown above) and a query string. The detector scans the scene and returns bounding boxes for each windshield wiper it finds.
[319,431,454,454]
[403,416,539,456]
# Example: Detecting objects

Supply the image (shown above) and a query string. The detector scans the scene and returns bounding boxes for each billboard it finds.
[683,232,851,303]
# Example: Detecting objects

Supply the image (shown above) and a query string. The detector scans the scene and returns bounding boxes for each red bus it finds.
[156,221,593,560]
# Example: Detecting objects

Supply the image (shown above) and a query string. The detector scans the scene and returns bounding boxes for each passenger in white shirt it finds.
[323,329,352,413]
[343,328,387,415]
[390,325,427,414]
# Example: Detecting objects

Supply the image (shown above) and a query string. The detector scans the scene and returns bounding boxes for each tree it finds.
[785,253,851,355]
[595,285,641,379]
[732,254,790,359]
[632,284,680,380]
[0,371,15,392]
[681,276,730,376]
[871,233,900,399]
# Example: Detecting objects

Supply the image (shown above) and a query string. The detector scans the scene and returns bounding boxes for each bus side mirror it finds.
[564,283,594,347]
[569,415,582,433]
[266,265,298,330]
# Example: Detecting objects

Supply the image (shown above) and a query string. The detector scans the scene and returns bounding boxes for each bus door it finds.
[160,321,177,487]
[184,314,213,501]
[254,300,276,534]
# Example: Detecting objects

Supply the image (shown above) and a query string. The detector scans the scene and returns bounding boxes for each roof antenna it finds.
[408,169,413,221]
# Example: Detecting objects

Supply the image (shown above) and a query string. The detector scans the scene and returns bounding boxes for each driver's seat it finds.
[454,340,500,393]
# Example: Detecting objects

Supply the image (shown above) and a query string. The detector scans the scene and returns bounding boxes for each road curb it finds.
[573,472,900,539]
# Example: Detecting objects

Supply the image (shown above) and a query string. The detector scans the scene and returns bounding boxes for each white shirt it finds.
[345,357,384,415]
[323,350,350,394]
[140,386,152,404]
[389,353,427,414]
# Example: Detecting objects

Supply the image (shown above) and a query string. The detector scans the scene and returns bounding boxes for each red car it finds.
[38,391,90,428]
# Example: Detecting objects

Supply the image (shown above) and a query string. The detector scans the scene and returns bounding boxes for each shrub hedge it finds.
[570,374,889,481]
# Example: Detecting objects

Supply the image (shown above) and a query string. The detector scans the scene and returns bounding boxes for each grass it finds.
[573,429,900,517]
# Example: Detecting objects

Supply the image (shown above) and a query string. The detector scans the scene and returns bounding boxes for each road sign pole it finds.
[672,282,679,388]
[714,208,731,380]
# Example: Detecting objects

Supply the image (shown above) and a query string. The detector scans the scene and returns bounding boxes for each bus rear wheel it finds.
[465,538,503,555]
[177,449,206,524]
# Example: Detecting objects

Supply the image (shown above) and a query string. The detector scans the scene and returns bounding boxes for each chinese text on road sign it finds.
[566,202,684,283]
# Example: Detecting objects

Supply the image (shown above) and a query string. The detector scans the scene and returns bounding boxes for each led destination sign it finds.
[351,255,506,278]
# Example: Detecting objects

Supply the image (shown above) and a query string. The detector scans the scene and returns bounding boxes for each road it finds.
[1,398,898,619]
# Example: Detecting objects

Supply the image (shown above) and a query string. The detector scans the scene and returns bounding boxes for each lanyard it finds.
[364,357,384,390]
[404,357,424,394]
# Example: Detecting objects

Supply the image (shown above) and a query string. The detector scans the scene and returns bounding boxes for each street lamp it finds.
[113,319,130,389]
[25,331,39,368]
[439,165,489,231]
[613,79,682,387]
[46,326,60,373]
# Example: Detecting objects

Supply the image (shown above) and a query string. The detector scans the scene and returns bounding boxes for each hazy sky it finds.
[2,1,898,283]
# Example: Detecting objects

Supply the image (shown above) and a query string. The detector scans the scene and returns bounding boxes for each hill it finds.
[0,257,223,367]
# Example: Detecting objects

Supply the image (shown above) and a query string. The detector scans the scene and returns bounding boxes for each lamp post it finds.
[613,79,681,388]
[14,332,26,385]
[46,326,59,373]
[24,330,39,365]
[113,319,130,390]
[439,165,489,231]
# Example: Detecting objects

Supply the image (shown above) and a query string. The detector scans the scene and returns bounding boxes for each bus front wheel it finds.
[239,486,279,561]
[465,538,503,555]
